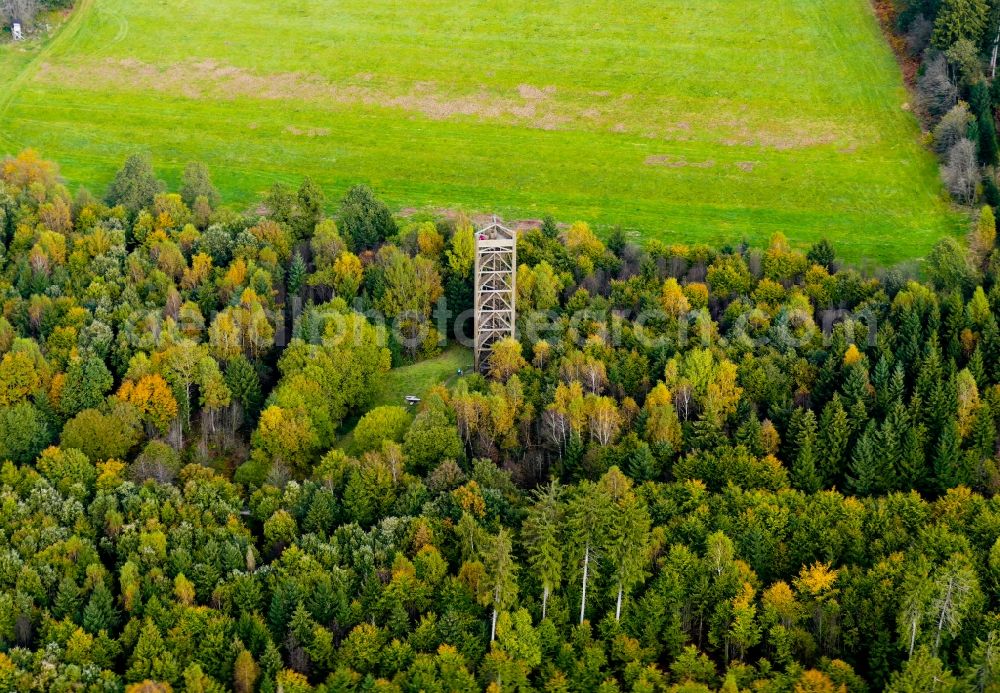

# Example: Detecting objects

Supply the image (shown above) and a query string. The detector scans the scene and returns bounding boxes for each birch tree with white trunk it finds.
[522,480,564,620]
[483,528,517,642]
[929,556,979,655]
[566,479,612,625]
[602,468,652,621]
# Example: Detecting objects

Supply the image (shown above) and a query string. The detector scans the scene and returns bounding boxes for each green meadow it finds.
[0,0,965,263]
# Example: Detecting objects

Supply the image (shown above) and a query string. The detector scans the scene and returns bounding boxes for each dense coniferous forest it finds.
[2,149,1000,692]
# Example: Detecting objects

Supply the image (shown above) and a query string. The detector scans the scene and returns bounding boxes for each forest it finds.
[0,0,69,27]
[0,147,999,692]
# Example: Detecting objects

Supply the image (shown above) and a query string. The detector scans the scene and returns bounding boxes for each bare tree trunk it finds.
[616,584,623,621]
[201,409,212,450]
[542,586,549,620]
[168,418,184,450]
[817,607,824,652]
[1,0,38,26]
[228,401,243,443]
[992,23,1000,79]
[579,543,590,625]
[935,577,955,653]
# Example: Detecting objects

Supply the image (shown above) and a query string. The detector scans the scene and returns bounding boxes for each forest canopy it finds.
[0,149,999,691]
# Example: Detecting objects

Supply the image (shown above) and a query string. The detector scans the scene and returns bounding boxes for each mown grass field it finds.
[372,346,473,410]
[0,0,965,262]
[335,345,473,450]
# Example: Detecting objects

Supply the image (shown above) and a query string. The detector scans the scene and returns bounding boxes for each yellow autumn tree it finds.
[970,205,996,268]
[956,368,980,437]
[795,561,839,597]
[760,419,781,455]
[543,380,587,448]
[252,405,321,475]
[644,383,682,449]
[842,344,862,366]
[37,230,67,265]
[563,221,605,260]
[488,337,528,382]
[218,257,249,303]
[659,278,691,319]
[762,581,802,628]
[332,251,364,298]
[416,221,445,258]
[705,358,742,424]
[181,252,212,289]
[517,264,537,309]
[173,573,195,606]
[728,581,760,661]
[0,350,41,406]
[1,148,60,191]
[117,374,178,434]
[532,340,552,368]
[763,231,808,281]
[446,221,476,278]
[248,219,292,261]
[208,311,242,361]
[793,562,840,651]
[586,394,621,445]
[124,682,172,693]
[794,670,844,693]
[684,282,709,310]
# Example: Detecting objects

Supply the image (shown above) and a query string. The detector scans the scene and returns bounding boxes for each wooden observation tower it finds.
[474,218,517,371]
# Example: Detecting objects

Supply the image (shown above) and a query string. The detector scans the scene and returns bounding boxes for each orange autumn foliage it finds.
[117,374,178,433]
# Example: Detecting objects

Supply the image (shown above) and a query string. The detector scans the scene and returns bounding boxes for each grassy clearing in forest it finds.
[0,0,965,263]
[335,346,472,450]
[373,346,473,410]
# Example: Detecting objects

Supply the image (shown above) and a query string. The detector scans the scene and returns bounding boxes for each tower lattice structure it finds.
[473,219,517,371]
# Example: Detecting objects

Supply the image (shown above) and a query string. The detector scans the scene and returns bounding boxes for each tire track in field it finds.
[0,0,97,151]
[109,7,128,45]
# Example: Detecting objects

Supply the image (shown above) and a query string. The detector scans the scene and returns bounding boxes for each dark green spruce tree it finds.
[848,421,887,496]
[562,431,585,481]
[818,394,850,486]
[933,417,968,493]
[286,252,307,297]
[900,397,930,493]
[895,307,923,384]
[969,402,996,466]
[627,440,657,482]
[226,355,263,426]
[788,407,821,493]
[52,576,81,622]
[82,581,118,634]
[880,399,908,491]
[295,177,325,241]
[735,414,764,457]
